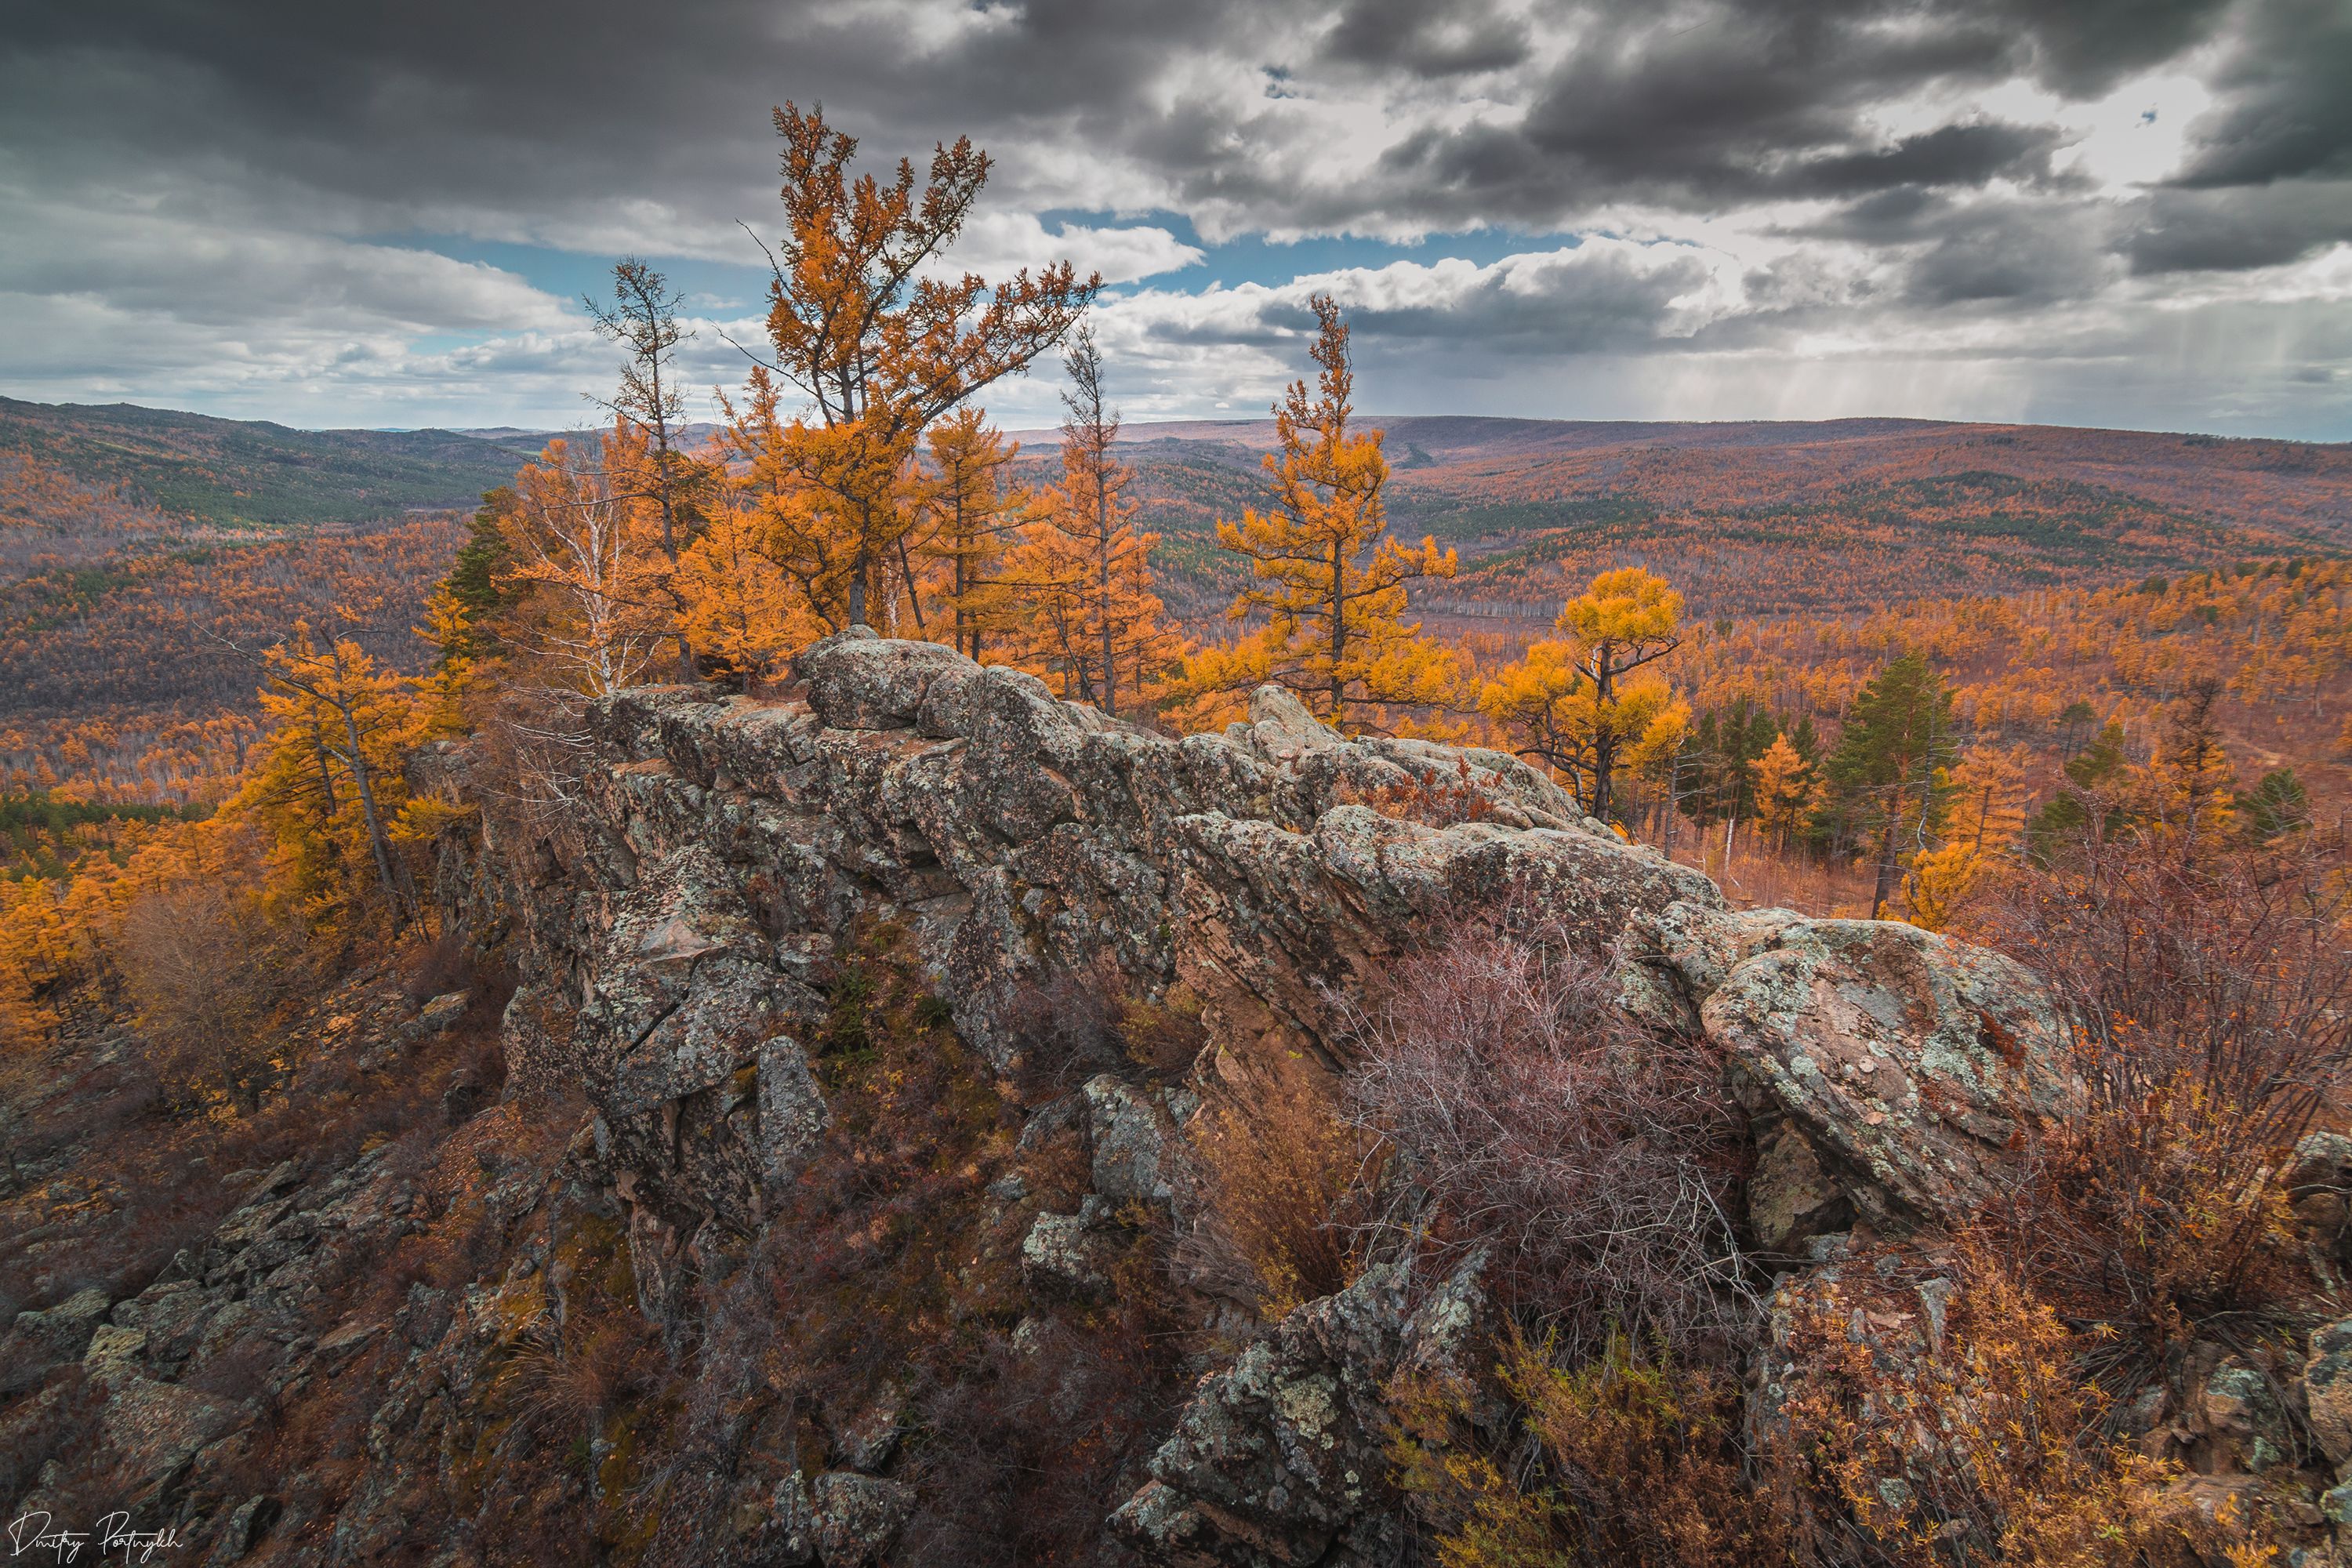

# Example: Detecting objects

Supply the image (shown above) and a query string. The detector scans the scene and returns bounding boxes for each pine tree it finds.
[2027,717,2128,864]
[1192,296,1456,731]
[2241,766,2311,841]
[1821,652,1956,919]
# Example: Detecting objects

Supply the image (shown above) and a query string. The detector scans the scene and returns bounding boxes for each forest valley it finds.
[5,103,2352,1568]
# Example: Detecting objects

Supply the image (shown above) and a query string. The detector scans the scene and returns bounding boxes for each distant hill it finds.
[1003,416,2352,621]
[4,398,2350,800]
[0,396,539,534]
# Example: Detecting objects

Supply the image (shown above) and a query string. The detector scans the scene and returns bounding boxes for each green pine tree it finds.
[2026,717,2128,864]
[2241,766,2310,843]
[1820,653,1955,918]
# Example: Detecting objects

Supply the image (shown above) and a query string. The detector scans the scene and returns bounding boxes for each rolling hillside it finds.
[5,397,2348,801]
[1008,417,2352,623]
[0,396,538,535]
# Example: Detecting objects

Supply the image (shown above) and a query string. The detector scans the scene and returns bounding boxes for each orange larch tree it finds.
[742,102,1097,630]
[1007,328,1178,713]
[1186,296,1457,731]
[919,408,1024,662]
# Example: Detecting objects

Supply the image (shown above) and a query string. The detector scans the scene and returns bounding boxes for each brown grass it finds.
[1185,1074,1372,1316]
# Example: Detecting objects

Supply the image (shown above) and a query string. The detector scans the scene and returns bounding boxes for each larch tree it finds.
[1477,640,1689,824]
[1196,295,1456,731]
[232,621,419,922]
[1751,732,1812,851]
[673,494,817,685]
[1007,328,1178,713]
[2155,678,2238,859]
[919,408,1023,662]
[1481,567,1686,826]
[744,102,1096,630]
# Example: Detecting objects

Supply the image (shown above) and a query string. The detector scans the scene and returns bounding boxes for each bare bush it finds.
[999,964,1124,1097]
[503,1316,656,1447]
[116,878,294,1109]
[470,684,604,873]
[902,1315,1181,1566]
[1965,828,2352,1336]
[1342,914,1748,1355]
[398,929,477,1007]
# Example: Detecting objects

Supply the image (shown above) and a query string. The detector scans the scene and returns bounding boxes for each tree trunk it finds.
[1590,659,1616,825]
[339,702,407,924]
[1870,817,1899,920]
[849,550,869,629]
[1329,539,1347,724]
[896,538,926,631]
[1661,751,1680,859]
[311,728,340,818]
[1097,470,1116,717]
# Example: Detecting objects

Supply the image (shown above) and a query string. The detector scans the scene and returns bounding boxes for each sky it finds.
[2,0,2348,440]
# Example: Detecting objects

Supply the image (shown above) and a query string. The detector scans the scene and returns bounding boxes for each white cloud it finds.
[932,211,1204,285]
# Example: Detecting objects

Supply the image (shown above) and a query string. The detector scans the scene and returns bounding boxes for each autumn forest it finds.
[10,85,2352,1568]
[4,109,2349,920]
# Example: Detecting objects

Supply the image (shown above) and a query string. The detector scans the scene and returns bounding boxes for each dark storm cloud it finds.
[0,0,2283,245]
[1319,0,1533,78]
[2123,181,2352,273]
[2173,0,2352,187]
[1,0,1265,240]
[1904,200,2114,304]
[1785,123,2068,199]
[2,0,2346,434]
[1359,0,2216,228]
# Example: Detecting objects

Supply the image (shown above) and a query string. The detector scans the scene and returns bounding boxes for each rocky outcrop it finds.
[20,633,2296,1566]
[1636,906,2083,1252]
[1114,1255,1487,1566]
[498,630,1717,1250]
[470,634,2119,1566]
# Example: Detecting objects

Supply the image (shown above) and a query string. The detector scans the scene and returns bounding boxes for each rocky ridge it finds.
[8,630,2350,1565]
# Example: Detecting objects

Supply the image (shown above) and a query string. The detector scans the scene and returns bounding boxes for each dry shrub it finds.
[1340,756,1499,826]
[470,684,602,868]
[1777,1240,2262,1568]
[901,1311,1185,1566]
[1000,964,1123,1096]
[1966,829,2352,1339]
[502,1316,658,1447]
[1118,981,1210,1076]
[116,878,296,1109]
[399,928,478,1006]
[1393,1332,1785,1568]
[0,1367,101,1515]
[1343,913,1748,1354]
[1187,1075,1373,1316]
